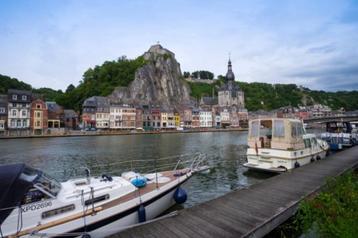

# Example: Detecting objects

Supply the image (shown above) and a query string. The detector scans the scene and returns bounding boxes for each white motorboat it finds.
[321,121,357,150]
[244,118,329,173]
[0,155,205,238]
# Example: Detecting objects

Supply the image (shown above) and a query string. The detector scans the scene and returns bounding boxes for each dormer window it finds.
[36,104,41,109]
[22,95,27,101]
[12,95,17,100]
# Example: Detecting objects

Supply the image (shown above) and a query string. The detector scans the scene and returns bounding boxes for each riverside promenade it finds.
[109,146,358,238]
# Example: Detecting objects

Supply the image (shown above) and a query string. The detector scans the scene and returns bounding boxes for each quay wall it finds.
[0,127,247,140]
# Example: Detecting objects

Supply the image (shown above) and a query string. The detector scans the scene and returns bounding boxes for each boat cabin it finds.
[248,118,305,150]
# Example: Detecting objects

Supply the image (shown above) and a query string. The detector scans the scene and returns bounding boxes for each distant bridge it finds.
[303,114,358,124]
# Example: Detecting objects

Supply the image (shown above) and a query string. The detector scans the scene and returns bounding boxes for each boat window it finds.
[260,120,272,138]
[250,121,259,137]
[304,139,311,148]
[85,194,110,206]
[273,120,285,137]
[291,122,304,137]
[42,204,75,219]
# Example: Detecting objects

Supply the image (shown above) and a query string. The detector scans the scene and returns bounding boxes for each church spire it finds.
[226,55,235,81]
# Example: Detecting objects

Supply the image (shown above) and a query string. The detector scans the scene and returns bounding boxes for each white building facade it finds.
[7,90,31,130]
[199,111,213,128]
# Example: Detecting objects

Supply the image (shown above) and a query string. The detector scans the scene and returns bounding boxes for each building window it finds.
[36,121,41,127]
[0,107,5,113]
[36,112,41,118]
[0,121,4,129]
[12,110,17,117]
[23,120,27,127]
[22,95,27,101]
[36,104,41,109]
[22,110,27,117]
[12,103,16,107]
[12,95,17,100]
[11,120,15,127]
[17,120,21,127]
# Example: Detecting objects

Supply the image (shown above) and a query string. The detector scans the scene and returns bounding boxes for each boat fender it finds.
[294,162,300,168]
[173,187,187,204]
[131,176,147,188]
[316,156,321,161]
[101,174,113,182]
[138,204,146,223]
[310,157,315,163]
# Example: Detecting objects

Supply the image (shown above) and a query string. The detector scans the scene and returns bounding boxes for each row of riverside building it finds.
[81,96,248,131]
[0,89,248,136]
[0,89,79,136]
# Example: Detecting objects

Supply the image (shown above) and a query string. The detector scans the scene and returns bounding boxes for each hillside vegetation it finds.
[188,80,358,111]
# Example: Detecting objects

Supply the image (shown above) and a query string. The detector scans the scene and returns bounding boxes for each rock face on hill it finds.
[109,44,191,109]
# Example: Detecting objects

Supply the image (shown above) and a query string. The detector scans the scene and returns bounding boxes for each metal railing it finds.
[51,152,209,181]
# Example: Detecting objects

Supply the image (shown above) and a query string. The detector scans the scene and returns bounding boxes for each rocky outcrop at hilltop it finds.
[109,44,192,109]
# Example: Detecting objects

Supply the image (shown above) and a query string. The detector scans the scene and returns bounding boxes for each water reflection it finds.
[0,131,274,208]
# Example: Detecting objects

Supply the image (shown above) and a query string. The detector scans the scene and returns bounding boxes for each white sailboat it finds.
[0,155,205,238]
[244,118,329,172]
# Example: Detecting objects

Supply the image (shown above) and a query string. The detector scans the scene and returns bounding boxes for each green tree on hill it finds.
[192,70,214,80]
[56,55,147,111]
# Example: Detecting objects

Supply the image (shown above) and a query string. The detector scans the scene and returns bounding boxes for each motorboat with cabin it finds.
[244,118,329,173]
[0,155,206,238]
[321,121,357,150]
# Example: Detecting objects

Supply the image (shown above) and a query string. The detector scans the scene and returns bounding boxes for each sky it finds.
[0,0,358,91]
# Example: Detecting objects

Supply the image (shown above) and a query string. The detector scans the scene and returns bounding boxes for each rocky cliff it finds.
[109,44,192,109]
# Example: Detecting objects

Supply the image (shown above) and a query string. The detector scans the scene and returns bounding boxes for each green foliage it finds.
[0,74,32,93]
[163,53,171,60]
[189,80,358,111]
[239,82,303,111]
[192,70,214,80]
[307,89,358,111]
[0,74,63,101]
[56,55,147,111]
[65,84,75,93]
[296,171,358,238]
[188,80,222,100]
[32,88,64,101]
[183,71,191,78]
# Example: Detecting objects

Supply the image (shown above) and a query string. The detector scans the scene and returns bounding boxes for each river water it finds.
[0,131,274,208]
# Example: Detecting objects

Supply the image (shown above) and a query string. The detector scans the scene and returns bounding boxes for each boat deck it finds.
[108,146,358,238]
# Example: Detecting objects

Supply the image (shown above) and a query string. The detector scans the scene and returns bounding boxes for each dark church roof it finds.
[226,59,235,81]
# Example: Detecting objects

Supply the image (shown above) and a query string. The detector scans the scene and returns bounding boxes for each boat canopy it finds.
[0,164,39,225]
[248,118,305,150]
[326,121,352,133]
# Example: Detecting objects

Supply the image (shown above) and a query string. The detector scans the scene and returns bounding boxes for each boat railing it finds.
[52,152,209,181]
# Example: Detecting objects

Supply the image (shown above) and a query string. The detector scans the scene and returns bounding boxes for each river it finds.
[0,131,274,208]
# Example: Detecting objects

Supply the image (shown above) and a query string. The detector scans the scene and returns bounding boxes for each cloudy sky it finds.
[0,0,357,91]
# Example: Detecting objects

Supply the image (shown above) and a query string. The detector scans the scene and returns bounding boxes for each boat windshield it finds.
[35,172,62,197]
[20,167,61,205]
